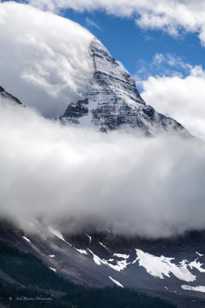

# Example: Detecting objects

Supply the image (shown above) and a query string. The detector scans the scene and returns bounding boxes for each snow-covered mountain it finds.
[61,39,187,136]
[0,4,201,308]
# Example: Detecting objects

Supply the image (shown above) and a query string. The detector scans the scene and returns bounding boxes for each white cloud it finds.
[135,53,192,85]
[1,100,205,239]
[0,2,94,117]
[141,64,205,139]
[29,0,205,45]
[152,53,192,73]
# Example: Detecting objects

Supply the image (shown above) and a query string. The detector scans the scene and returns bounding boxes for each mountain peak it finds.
[61,39,187,136]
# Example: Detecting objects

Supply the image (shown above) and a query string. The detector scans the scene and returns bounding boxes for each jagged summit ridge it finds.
[61,39,186,135]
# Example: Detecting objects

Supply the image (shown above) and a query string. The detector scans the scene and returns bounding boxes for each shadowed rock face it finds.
[61,40,187,136]
[0,86,22,105]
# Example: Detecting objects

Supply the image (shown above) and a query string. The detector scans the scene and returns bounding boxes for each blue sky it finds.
[63,10,205,77]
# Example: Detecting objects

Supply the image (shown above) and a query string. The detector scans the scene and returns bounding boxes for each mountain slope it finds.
[0,222,177,308]
[1,222,205,307]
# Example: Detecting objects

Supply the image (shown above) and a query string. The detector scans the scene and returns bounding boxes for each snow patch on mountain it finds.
[76,249,88,255]
[99,241,109,251]
[48,227,72,247]
[87,249,130,271]
[22,236,31,244]
[196,251,204,257]
[134,249,196,282]
[181,285,205,293]
[113,253,129,259]
[88,249,102,266]
[189,260,205,273]
[109,276,124,288]
[49,267,57,273]
[85,247,205,282]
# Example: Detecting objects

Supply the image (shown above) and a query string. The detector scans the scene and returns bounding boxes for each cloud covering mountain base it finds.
[1,100,205,239]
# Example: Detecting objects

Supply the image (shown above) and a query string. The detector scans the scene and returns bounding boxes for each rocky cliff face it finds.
[61,40,186,136]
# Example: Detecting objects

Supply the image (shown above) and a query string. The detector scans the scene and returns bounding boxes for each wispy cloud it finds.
[85,17,101,31]
[153,53,192,73]
[135,53,192,83]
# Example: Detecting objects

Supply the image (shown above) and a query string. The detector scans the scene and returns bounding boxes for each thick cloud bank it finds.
[1,100,205,239]
[0,2,94,117]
